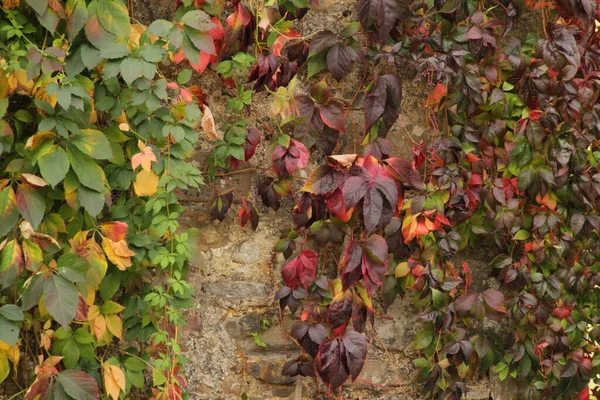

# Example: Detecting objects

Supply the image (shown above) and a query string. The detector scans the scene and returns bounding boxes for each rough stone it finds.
[202,281,268,302]
[248,361,296,385]
[231,240,262,265]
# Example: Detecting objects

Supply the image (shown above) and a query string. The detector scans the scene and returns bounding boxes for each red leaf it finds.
[301,165,343,195]
[238,197,259,231]
[481,290,507,313]
[319,101,346,133]
[455,292,477,313]
[327,43,355,81]
[317,331,367,390]
[384,158,425,190]
[291,323,327,357]
[272,139,309,177]
[361,234,387,294]
[341,240,363,290]
[281,250,317,290]
[100,222,128,242]
[328,290,353,335]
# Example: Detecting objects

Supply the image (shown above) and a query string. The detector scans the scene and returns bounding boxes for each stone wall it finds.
[130,1,516,399]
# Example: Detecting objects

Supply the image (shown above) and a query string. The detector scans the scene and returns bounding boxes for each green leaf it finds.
[139,45,164,63]
[413,329,434,350]
[81,44,103,69]
[513,230,531,241]
[22,239,42,272]
[177,69,192,85]
[14,110,33,123]
[0,187,19,237]
[124,357,146,372]
[229,145,245,161]
[57,370,100,400]
[120,58,143,86]
[66,0,88,39]
[67,145,106,192]
[70,129,113,160]
[44,274,79,328]
[22,275,44,310]
[61,338,81,369]
[56,87,72,110]
[57,253,90,282]
[184,27,215,55]
[181,36,200,65]
[147,19,173,37]
[25,0,49,15]
[99,272,121,301]
[97,0,130,38]
[99,43,131,59]
[307,50,328,78]
[78,186,105,217]
[15,184,46,229]
[0,305,24,321]
[180,10,215,31]
[0,240,22,290]
[39,145,70,187]
[0,317,19,346]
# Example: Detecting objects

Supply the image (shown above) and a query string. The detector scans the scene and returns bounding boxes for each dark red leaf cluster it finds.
[316,331,367,390]
[281,249,318,290]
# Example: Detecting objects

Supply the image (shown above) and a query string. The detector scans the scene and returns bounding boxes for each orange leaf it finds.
[100,221,128,242]
[424,82,447,107]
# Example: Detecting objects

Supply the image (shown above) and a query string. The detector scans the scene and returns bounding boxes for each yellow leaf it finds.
[129,23,146,47]
[14,68,34,95]
[133,169,159,196]
[0,353,8,385]
[105,314,122,339]
[103,361,126,400]
[93,316,107,341]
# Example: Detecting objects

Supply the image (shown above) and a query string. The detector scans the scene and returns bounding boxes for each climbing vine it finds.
[2,0,600,399]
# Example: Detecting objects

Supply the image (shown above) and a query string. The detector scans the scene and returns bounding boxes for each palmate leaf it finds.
[342,155,399,233]
[281,249,317,290]
[363,74,402,133]
[358,0,402,42]
[317,331,367,390]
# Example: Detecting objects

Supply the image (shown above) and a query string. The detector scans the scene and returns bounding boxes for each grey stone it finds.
[231,241,262,264]
[202,281,268,301]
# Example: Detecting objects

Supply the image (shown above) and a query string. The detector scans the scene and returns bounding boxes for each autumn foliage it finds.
[3,0,600,398]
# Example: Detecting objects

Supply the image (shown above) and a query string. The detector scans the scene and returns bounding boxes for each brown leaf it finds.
[201,106,220,140]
